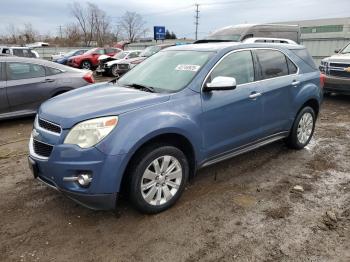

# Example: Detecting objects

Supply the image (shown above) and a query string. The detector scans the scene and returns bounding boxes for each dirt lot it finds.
[0,94,349,262]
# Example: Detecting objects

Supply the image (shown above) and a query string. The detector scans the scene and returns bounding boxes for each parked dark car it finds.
[319,42,350,95]
[67,47,122,70]
[53,49,89,65]
[0,56,94,120]
[28,42,322,213]
[114,44,174,76]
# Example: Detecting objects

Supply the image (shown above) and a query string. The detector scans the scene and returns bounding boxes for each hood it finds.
[324,53,350,63]
[106,58,125,67]
[39,83,170,129]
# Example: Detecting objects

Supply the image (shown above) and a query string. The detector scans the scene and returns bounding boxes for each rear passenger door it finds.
[6,62,56,113]
[0,62,10,114]
[254,49,299,137]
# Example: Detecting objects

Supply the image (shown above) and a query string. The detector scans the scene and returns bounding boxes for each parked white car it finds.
[51,52,66,60]
[0,46,39,58]
[96,50,142,76]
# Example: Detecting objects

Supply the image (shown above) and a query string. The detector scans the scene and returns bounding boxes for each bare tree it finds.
[6,24,19,44]
[63,23,82,46]
[70,2,111,47]
[21,23,38,44]
[118,12,145,42]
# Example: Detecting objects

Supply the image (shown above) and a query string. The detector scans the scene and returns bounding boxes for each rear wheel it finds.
[286,106,316,149]
[129,145,189,214]
[81,60,92,70]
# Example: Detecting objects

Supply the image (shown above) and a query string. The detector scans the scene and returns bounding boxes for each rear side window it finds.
[256,49,288,79]
[209,50,255,85]
[13,49,24,57]
[7,63,45,80]
[0,63,2,81]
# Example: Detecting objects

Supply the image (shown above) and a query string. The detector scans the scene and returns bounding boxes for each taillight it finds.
[83,71,95,84]
[320,73,326,88]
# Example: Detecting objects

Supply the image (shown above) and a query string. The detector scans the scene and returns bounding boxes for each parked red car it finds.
[67,47,122,70]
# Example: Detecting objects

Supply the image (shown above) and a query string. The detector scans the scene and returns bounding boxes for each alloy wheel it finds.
[140,155,182,206]
[297,112,314,144]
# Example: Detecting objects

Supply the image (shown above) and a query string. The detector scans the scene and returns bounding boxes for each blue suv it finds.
[28,42,322,213]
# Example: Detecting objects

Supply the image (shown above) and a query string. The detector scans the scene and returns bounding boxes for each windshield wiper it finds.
[126,83,155,93]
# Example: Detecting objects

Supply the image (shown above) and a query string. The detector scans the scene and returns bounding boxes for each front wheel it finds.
[129,145,189,214]
[286,106,316,149]
[110,65,120,78]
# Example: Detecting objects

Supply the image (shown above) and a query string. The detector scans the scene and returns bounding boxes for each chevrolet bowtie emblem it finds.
[32,129,40,138]
[344,67,350,73]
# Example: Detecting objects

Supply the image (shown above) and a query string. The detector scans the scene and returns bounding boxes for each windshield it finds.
[85,48,98,54]
[66,49,82,57]
[118,50,214,93]
[341,43,350,54]
[139,46,162,57]
[113,51,127,59]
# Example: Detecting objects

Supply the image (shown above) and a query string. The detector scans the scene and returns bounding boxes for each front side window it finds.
[7,63,45,80]
[208,50,255,85]
[118,50,214,93]
[256,49,288,79]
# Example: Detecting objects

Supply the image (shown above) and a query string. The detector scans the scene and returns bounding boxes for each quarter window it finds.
[46,67,62,76]
[287,57,298,74]
[209,50,255,85]
[256,49,289,79]
[7,63,45,80]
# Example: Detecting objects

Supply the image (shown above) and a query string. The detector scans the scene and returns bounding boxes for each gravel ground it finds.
[0,93,349,262]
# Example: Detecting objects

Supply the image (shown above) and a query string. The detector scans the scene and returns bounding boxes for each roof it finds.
[0,56,82,71]
[164,42,303,52]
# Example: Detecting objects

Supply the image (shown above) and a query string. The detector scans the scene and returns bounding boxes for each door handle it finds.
[249,92,262,99]
[292,80,300,86]
[42,79,55,83]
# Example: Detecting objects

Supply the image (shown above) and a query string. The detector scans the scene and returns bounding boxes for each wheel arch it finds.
[119,132,197,195]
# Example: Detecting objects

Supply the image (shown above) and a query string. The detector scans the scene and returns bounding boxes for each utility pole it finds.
[194,4,200,40]
[59,25,63,39]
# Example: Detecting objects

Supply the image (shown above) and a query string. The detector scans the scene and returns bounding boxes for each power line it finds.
[195,4,200,40]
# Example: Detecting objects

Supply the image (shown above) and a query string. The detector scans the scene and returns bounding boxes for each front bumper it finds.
[324,74,350,94]
[34,172,118,210]
[28,133,127,210]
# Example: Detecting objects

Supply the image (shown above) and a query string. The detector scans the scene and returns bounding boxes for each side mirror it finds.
[204,76,237,91]
[334,49,340,54]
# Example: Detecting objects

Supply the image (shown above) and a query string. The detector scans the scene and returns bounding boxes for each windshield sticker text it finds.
[175,64,200,72]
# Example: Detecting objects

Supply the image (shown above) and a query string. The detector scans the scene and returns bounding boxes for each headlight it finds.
[64,116,118,148]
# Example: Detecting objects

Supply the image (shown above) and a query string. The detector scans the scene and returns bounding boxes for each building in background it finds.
[282,17,350,65]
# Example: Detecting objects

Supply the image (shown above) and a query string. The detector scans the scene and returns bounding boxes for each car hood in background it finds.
[98,55,110,61]
[39,83,170,129]
[121,57,146,65]
[324,53,350,63]
[106,58,127,67]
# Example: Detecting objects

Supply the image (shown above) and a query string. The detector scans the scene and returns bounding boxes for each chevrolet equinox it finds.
[28,42,323,213]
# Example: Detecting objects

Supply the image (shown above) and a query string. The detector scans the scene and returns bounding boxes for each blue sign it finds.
[154,26,166,40]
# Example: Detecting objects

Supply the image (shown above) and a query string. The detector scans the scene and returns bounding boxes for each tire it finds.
[111,65,120,78]
[286,106,316,150]
[128,144,189,214]
[81,60,92,70]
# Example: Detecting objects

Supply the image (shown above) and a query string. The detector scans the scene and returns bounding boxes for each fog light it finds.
[77,174,92,187]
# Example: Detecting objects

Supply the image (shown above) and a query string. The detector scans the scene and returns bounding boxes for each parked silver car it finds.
[0,56,94,119]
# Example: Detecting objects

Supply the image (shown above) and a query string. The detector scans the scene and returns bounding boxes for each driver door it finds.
[200,50,264,158]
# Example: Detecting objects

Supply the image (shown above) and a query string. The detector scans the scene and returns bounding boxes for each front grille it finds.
[33,140,53,158]
[329,63,350,68]
[329,70,350,78]
[38,118,61,134]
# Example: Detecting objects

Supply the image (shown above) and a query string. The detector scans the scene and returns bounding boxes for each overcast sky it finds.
[1,0,350,39]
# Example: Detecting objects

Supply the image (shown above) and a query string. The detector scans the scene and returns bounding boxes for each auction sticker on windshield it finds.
[175,64,201,72]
